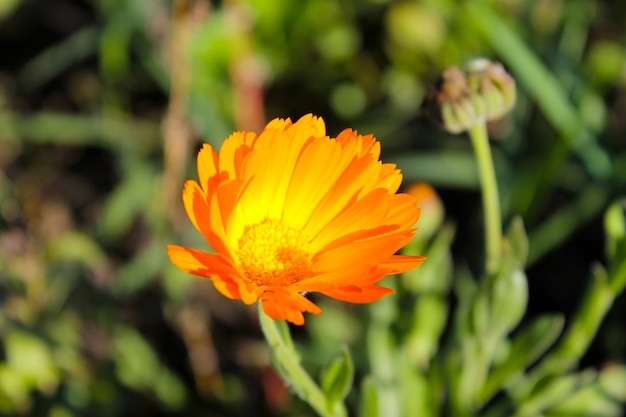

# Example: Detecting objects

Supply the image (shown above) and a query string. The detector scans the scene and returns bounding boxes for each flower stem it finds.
[258,303,344,417]
[468,122,502,275]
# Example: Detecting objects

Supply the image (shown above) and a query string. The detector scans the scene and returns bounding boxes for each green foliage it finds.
[113,326,187,409]
[320,346,354,412]
[1,0,626,415]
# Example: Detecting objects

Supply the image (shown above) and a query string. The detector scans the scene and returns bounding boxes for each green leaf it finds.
[480,315,564,403]
[452,265,479,337]
[545,365,626,417]
[405,294,448,368]
[398,360,436,417]
[514,370,596,417]
[112,326,187,408]
[0,0,19,19]
[604,200,626,241]
[98,163,158,242]
[489,268,528,337]
[604,199,626,259]
[45,230,106,268]
[0,111,159,151]
[533,264,616,379]
[113,239,166,297]
[359,377,381,417]
[605,200,626,292]
[5,331,59,393]
[19,26,99,91]
[505,217,528,268]
[320,346,354,407]
[608,237,626,292]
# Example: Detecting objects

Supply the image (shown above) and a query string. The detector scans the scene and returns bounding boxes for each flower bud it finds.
[422,66,475,134]
[466,58,516,122]
[406,182,444,241]
[422,59,516,134]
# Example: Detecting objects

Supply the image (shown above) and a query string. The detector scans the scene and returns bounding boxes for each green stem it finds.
[258,303,344,417]
[468,122,502,275]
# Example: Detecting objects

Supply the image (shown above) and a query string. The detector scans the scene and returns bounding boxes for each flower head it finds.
[167,114,425,324]
[421,59,516,134]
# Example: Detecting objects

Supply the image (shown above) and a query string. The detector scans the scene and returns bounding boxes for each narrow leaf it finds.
[360,377,381,417]
[480,315,564,403]
[505,217,528,268]
[320,345,354,407]
[545,365,626,417]
[514,370,596,417]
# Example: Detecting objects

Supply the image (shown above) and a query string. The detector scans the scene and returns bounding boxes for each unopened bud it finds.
[422,66,475,134]
[422,59,516,134]
[466,58,516,122]
[406,182,444,240]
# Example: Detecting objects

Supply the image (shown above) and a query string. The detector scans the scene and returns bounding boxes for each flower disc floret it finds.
[237,218,314,287]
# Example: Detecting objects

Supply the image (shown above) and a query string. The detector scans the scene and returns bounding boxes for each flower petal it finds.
[284,113,326,141]
[181,180,208,235]
[282,137,346,228]
[310,188,393,250]
[303,155,381,237]
[197,144,219,193]
[313,231,416,274]
[379,255,427,274]
[166,245,241,299]
[239,127,314,222]
[219,131,257,179]
[321,285,394,303]
[261,289,323,325]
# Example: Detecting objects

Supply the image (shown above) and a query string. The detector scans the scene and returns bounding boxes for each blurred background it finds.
[0,0,625,416]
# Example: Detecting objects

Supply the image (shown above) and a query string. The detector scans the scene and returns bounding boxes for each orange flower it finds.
[167,114,425,324]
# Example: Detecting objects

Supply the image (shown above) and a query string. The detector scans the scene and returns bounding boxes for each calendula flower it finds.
[167,114,425,325]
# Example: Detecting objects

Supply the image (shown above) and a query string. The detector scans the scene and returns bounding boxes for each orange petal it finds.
[385,194,421,229]
[219,131,256,179]
[335,130,380,159]
[284,114,326,141]
[310,188,392,250]
[379,255,427,274]
[197,144,219,193]
[239,127,313,221]
[298,263,384,288]
[166,245,241,299]
[321,285,394,303]
[314,232,414,273]
[282,137,346,228]
[261,289,323,325]
[304,155,380,237]
[264,116,292,131]
[181,180,207,235]
[374,163,403,194]
[206,179,246,256]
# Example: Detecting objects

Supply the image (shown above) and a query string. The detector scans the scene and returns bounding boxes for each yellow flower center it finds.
[237,218,314,287]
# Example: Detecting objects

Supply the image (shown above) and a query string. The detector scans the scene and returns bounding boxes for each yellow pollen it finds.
[237,218,314,287]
